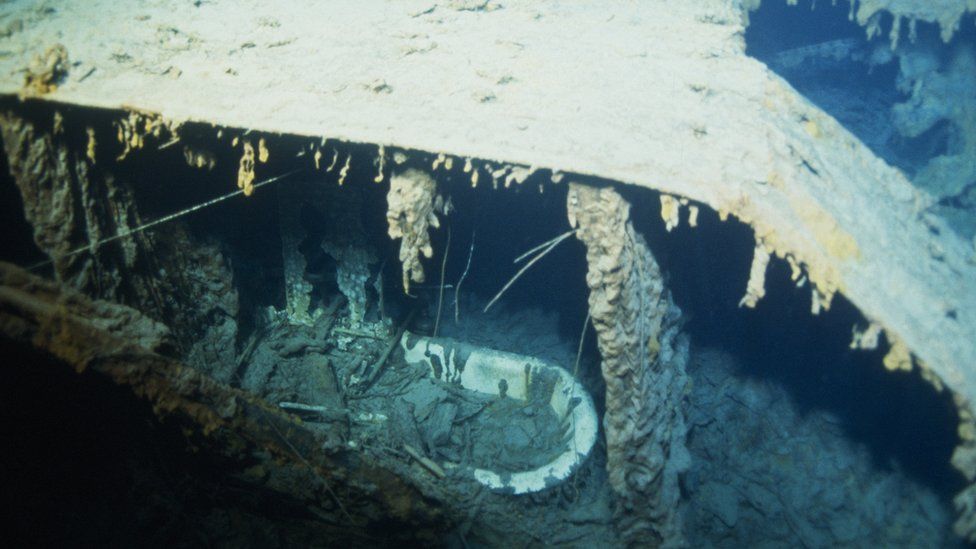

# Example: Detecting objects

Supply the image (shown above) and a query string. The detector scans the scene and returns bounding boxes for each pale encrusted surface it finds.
[386,169,443,293]
[278,178,316,325]
[568,183,690,547]
[739,239,770,308]
[321,242,376,325]
[750,1,976,44]
[851,0,976,43]
[0,1,972,426]
[21,42,67,96]
[318,179,378,324]
[954,397,976,541]
[893,41,976,213]
[955,445,976,538]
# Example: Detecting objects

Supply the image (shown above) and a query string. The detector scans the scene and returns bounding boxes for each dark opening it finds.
[0,99,967,545]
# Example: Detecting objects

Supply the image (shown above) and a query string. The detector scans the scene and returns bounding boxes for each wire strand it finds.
[27,168,303,272]
[483,229,575,312]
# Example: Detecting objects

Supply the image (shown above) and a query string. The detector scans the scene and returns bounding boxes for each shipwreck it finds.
[0,0,974,547]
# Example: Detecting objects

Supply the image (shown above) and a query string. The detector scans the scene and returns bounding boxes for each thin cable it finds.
[483,229,575,312]
[513,229,576,264]
[453,230,475,324]
[27,169,303,272]
[569,310,591,499]
[433,225,451,338]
